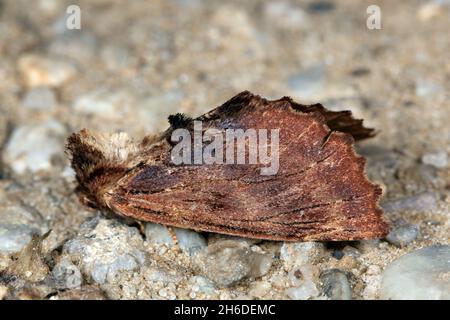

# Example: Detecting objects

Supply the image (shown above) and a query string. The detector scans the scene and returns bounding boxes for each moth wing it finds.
[105,92,388,241]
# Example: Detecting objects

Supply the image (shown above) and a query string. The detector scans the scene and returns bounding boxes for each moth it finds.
[67,91,389,241]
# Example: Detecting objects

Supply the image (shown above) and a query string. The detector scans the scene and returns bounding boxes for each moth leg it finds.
[167,227,179,247]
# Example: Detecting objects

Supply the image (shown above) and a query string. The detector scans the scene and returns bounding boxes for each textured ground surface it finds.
[0,0,449,300]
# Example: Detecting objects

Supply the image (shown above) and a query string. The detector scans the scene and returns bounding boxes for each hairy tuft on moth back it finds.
[66,91,389,241]
[66,129,140,208]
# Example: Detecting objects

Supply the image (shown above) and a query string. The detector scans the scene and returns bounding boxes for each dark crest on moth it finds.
[67,91,389,241]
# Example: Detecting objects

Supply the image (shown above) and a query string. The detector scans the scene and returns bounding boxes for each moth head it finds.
[66,129,139,209]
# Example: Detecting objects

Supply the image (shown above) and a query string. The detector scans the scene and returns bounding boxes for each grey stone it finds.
[280,242,325,268]
[421,151,448,169]
[173,228,207,255]
[22,87,56,110]
[3,120,66,174]
[381,245,450,300]
[342,246,361,258]
[320,269,352,300]
[247,253,273,278]
[386,223,420,247]
[73,89,132,116]
[63,217,147,285]
[145,223,174,245]
[0,224,39,254]
[287,64,326,99]
[264,2,307,29]
[381,192,437,213]
[192,240,253,287]
[189,276,216,295]
[285,280,319,300]
[51,258,82,289]
[145,223,207,254]
[415,79,442,98]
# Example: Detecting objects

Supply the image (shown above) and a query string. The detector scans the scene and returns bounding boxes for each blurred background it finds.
[0,0,449,183]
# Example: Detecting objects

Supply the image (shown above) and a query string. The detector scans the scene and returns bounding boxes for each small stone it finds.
[421,151,448,169]
[249,281,271,298]
[189,276,216,295]
[320,269,352,300]
[247,253,273,278]
[381,245,450,299]
[332,250,344,260]
[51,258,82,289]
[3,120,66,175]
[287,64,326,99]
[145,223,206,254]
[192,240,253,287]
[73,89,132,117]
[6,232,50,282]
[145,223,174,246]
[173,228,207,255]
[0,224,40,254]
[285,280,319,300]
[385,223,420,247]
[264,2,307,29]
[18,54,77,88]
[342,246,361,258]
[63,217,146,285]
[381,191,437,213]
[415,79,442,98]
[280,242,325,269]
[288,265,315,287]
[22,86,56,110]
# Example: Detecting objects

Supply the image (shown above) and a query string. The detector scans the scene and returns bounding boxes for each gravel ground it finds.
[0,0,449,300]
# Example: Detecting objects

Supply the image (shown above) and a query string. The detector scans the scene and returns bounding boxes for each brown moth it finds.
[67,91,389,241]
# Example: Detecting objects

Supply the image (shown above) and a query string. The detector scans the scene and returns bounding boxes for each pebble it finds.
[17,54,77,88]
[342,246,361,258]
[421,151,448,169]
[173,228,207,255]
[73,89,131,117]
[381,191,437,213]
[145,223,174,245]
[287,64,326,99]
[385,223,420,247]
[280,242,325,269]
[63,217,147,285]
[381,245,450,299]
[3,120,66,174]
[192,240,265,287]
[145,223,207,255]
[0,224,40,254]
[6,232,50,282]
[51,258,83,289]
[285,280,319,300]
[263,2,307,29]
[249,281,271,298]
[288,264,314,287]
[320,269,352,300]
[189,276,216,295]
[22,86,56,110]
[247,252,273,278]
[49,32,98,63]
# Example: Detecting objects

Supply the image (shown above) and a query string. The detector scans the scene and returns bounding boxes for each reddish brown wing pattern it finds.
[102,92,389,241]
